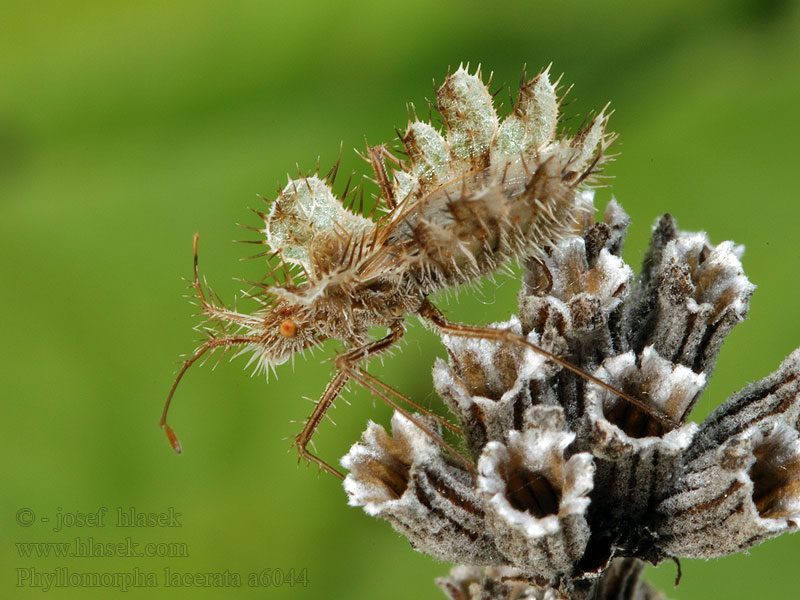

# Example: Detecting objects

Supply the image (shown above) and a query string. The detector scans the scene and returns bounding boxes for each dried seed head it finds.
[436,558,667,600]
[655,421,800,558]
[477,405,594,578]
[342,413,507,565]
[580,348,702,525]
[750,422,800,521]
[585,347,705,438]
[433,316,553,453]
[622,216,755,378]
[343,186,800,598]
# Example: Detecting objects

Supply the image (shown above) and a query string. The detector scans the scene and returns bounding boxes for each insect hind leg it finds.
[417,298,678,430]
[293,329,405,480]
[343,367,474,474]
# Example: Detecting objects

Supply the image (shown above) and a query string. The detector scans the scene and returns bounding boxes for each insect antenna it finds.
[161,234,264,453]
[161,334,263,454]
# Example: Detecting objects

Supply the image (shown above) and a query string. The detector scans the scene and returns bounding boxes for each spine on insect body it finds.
[260,66,613,303]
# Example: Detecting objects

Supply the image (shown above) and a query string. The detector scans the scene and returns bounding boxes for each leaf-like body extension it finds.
[265,175,372,276]
[437,66,499,170]
[492,66,558,162]
[400,121,451,190]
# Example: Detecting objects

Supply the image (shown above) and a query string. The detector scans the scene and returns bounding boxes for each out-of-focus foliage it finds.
[1,1,798,598]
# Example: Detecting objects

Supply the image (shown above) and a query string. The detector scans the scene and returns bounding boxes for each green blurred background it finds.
[2,0,799,598]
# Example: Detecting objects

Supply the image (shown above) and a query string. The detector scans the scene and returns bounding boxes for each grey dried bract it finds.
[436,559,666,600]
[342,198,800,599]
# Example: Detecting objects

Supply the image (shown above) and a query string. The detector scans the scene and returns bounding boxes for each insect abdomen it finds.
[381,66,611,295]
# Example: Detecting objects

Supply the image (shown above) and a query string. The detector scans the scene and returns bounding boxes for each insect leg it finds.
[295,323,471,478]
[293,327,405,479]
[294,371,351,480]
[417,299,679,430]
[340,325,472,472]
[353,368,462,436]
[343,368,474,474]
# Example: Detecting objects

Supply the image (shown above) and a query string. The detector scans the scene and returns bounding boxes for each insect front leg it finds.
[293,325,406,479]
[294,371,351,480]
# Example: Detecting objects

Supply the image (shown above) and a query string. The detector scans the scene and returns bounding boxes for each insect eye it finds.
[279,318,297,338]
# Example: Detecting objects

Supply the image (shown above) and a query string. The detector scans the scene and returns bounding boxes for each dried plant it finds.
[340,68,800,599]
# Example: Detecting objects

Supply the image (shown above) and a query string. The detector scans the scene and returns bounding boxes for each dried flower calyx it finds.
[341,66,799,599]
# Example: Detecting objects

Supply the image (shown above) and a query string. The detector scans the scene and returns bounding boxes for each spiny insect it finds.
[161,65,676,478]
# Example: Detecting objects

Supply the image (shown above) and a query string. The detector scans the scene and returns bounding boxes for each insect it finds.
[161,65,676,478]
